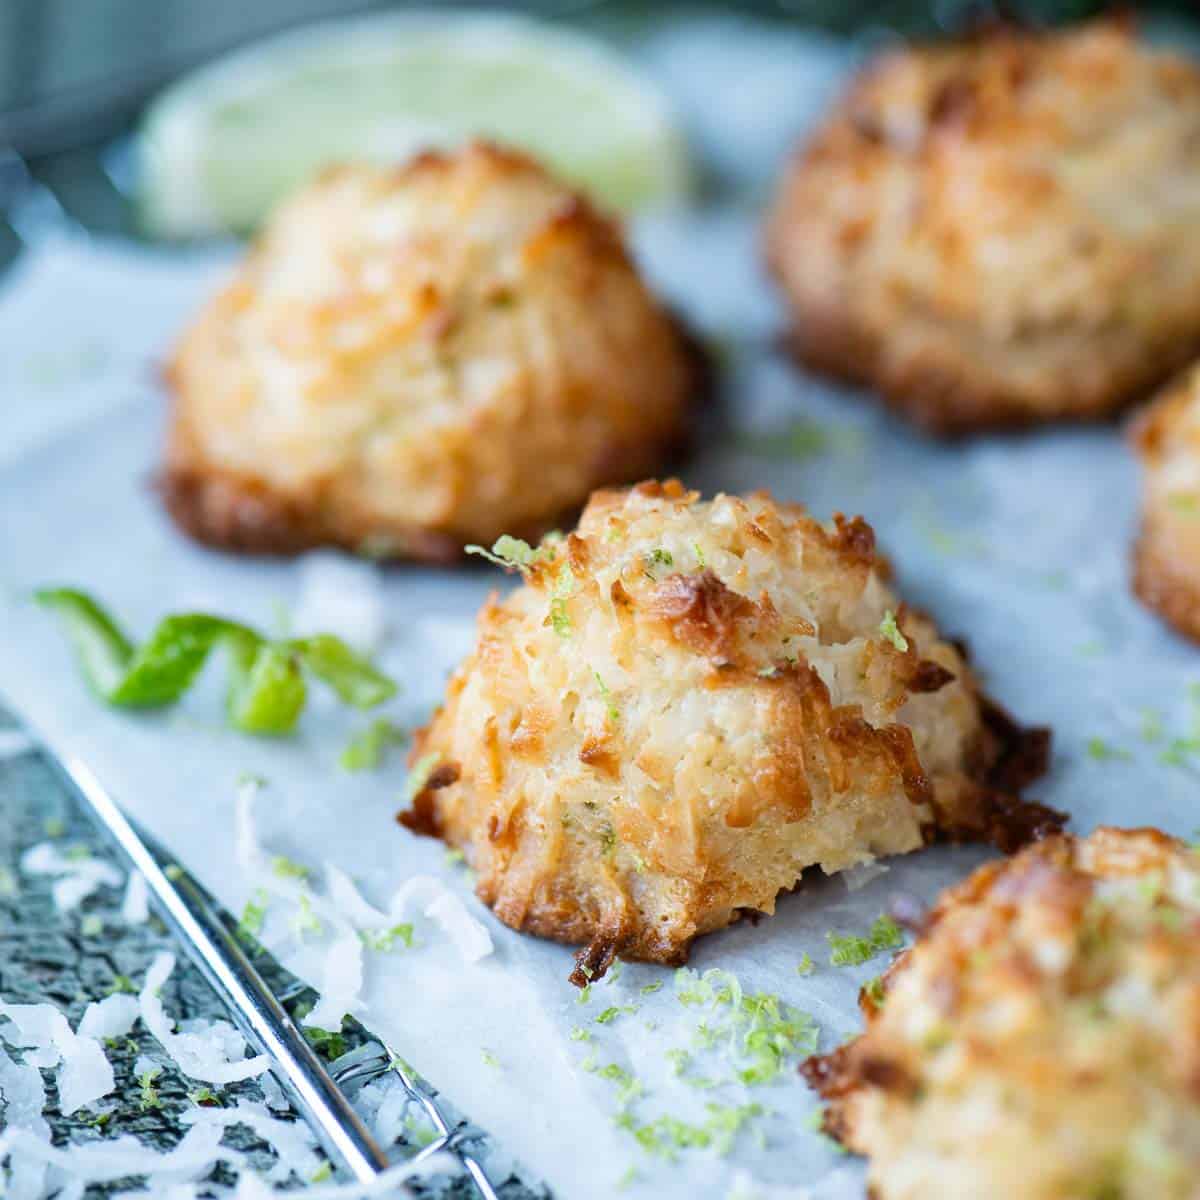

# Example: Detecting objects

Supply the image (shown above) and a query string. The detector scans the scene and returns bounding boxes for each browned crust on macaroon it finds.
[161,145,708,562]
[1129,371,1200,642]
[800,827,1200,1199]
[777,309,1193,438]
[764,20,1200,435]
[158,464,464,563]
[161,304,710,563]
[1133,529,1200,643]
[398,485,1057,976]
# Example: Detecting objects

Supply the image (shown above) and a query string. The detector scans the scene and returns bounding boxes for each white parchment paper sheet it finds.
[2,18,1199,1200]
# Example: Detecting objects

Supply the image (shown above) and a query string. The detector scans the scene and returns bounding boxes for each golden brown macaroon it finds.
[804,827,1200,1200]
[399,480,1057,977]
[764,20,1200,434]
[162,142,697,561]
[1131,363,1200,642]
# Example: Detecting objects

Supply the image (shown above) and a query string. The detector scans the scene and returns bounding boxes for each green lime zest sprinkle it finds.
[692,541,707,569]
[1160,738,1200,766]
[640,981,664,996]
[237,888,268,940]
[304,1026,347,1060]
[673,967,819,1085]
[137,1067,162,1111]
[271,855,311,882]
[34,589,396,735]
[309,1162,333,1184]
[578,983,593,1005]
[569,1026,592,1043]
[595,1063,642,1106]
[878,610,908,652]
[827,914,905,967]
[290,892,323,940]
[340,719,407,772]
[1140,709,1165,743]
[43,817,66,838]
[796,953,814,976]
[107,974,136,996]
[1086,737,1132,762]
[465,534,556,572]
[403,753,443,807]
[619,1102,763,1159]
[863,976,887,1007]
[593,671,620,723]
[595,1005,636,1025]
[550,564,575,637]
[443,848,466,867]
[481,1049,500,1068]
[359,923,415,952]
[734,420,828,462]
[187,1086,221,1107]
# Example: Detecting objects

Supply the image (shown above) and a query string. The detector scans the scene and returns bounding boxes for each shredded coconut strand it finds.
[121,871,150,925]
[182,1100,320,1184]
[77,994,139,1042]
[19,842,123,912]
[0,1002,113,1115]
[0,1045,50,1200]
[138,953,269,1084]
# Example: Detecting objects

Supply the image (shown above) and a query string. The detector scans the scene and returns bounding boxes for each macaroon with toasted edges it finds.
[803,827,1200,1200]
[162,142,697,560]
[399,480,1057,977]
[765,20,1200,433]
[1131,363,1200,642]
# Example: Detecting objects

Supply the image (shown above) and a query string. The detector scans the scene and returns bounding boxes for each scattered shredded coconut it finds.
[121,871,150,925]
[0,1044,50,1200]
[325,863,391,929]
[0,728,35,760]
[0,1001,113,1114]
[77,994,139,1041]
[306,923,365,1032]
[0,1120,242,1187]
[258,1069,290,1113]
[231,1145,456,1200]
[390,877,493,964]
[19,842,122,912]
[293,552,387,653]
[138,953,269,1084]
[841,861,890,893]
[182,1099,320,1184]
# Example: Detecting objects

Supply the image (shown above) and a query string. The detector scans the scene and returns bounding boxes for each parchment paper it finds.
[2,18,1199,1200]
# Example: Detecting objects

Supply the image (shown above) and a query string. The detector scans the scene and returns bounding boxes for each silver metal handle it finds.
[51,752,392,1183]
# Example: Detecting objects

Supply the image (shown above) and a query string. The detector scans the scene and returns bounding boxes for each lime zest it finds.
[878,610,908,653]
[827,915,905,967]
[465,534,554,573]
[340,719,408,772]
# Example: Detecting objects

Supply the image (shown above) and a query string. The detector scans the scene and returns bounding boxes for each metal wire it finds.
[330,1045,502,1200]
[54,750,501,1200]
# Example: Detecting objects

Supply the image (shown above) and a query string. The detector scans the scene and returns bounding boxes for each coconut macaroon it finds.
[400,480,1056,975]
[804,828,1200,1200]
[764,20,1200,433]
[1131,364,1200,641]
[162,142,696,561]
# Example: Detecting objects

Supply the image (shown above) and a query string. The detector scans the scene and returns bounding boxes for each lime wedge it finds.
[137,10,691,238]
